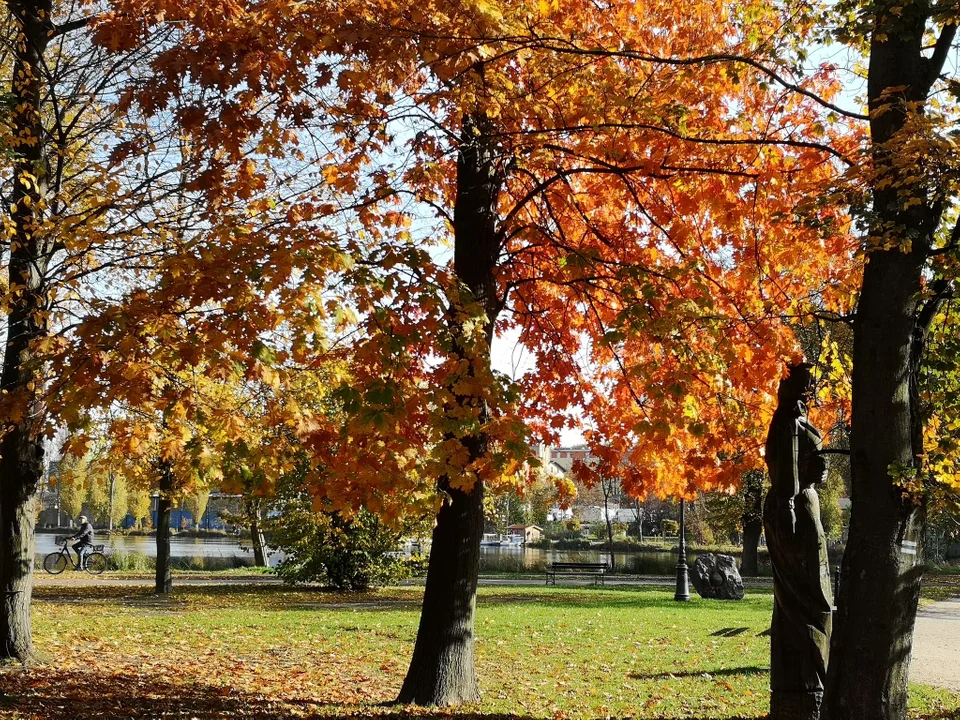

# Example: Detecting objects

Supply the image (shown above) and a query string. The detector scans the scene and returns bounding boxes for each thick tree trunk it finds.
[397,479,485,704]
[155,466,174,594]
[397,114,502,706]
[0,461,38,663]
[824,8,936,717]
[0,0,53,664]
[824,250,927,720]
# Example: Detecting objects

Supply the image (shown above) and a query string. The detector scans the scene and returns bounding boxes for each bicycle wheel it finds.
[84,552,107,575]
[43,552,68,575]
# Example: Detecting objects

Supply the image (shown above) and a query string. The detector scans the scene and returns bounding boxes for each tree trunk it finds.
[824,248,927,720]
[602,480,616,572]
[397,114,502,706]
[0,0,53,664]
[155,466,174,594]
[108,472,116,532]
[0,464,39,663]
[397,479,485,705]
[823,8,937,717]
[741,471,764,577]
[247,500,267,567]
[741,519,762,577]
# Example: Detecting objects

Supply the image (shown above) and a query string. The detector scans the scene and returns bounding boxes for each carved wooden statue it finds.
[763,363,833,720]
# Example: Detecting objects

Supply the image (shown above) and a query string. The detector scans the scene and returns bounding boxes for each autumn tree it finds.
[90,0,857,708]
[308,5,853,705]
[0,0,360,613]
[547,1,960,715]
[182,488,210,529]
[62,341,312,592]
[53,454,85,522]
[0,0,225,658]
[0,0,71,660]
[126,487,151,529]
[785,2,960,715]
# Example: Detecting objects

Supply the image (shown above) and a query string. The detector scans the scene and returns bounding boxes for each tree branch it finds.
[53,15,96,38]
[924,22,957,95]
[524,37,870,121]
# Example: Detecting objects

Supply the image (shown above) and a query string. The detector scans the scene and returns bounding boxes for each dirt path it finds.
[34,573,284,587]
[910,598,960,691]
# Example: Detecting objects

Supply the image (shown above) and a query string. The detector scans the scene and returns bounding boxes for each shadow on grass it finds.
[476,587,774,613]
[628,666,769,681]
[32,583,772,615]
[32,583,427,613]
[709,628,751,637]
[0,665,771,720]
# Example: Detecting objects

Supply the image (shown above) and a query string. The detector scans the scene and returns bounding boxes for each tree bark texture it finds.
[397,114,502,706]
[397,478,485,705]
[155,465,174,594]
[824,6,939,718]
[825,249,927,720]
[0,0,53,663]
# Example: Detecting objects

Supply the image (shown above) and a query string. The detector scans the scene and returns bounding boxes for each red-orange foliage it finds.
[88,0,862,509]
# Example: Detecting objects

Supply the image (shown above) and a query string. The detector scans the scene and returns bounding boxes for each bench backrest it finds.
[549,562,609,570]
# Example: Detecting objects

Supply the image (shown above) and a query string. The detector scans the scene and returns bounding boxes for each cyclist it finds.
[68,515,95,569]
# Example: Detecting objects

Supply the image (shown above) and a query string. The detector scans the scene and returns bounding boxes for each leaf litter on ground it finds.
[0,584,955,719]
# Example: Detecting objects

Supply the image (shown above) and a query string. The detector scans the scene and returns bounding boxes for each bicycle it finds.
[43,537,107,575]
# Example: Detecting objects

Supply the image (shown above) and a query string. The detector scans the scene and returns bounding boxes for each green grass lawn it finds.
[0,583,956,719]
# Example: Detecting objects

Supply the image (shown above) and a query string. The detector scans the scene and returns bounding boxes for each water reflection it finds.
[35,532,248,559]
[476,545,773,576]
[34,532,773,576]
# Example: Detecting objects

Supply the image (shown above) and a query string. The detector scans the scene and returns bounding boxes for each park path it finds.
[33,574,959,693]
[910,597,960,691]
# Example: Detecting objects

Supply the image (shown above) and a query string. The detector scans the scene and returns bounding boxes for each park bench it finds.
[545,561,609,586]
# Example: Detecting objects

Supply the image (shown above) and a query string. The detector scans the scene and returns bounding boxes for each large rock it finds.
[689,552,745,600]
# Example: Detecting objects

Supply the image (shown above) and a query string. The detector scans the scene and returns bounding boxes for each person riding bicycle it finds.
[68,515,95,569]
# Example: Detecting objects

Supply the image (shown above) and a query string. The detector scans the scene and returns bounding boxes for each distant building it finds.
[546,506,574,522]
[548,444,591,474]
[148,492,243,530]
[578,505,636,524]
[506,524,543,543]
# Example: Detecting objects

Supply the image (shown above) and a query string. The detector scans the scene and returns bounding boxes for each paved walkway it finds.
[910,597,960,691]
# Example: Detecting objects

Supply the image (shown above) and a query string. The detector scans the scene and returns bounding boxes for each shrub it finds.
[107,550,153,571]
[170,556,254,571]
[270,504,411,591]
[552,538,593,550]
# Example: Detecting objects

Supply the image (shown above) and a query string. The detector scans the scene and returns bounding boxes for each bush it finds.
[552,538,593,550]
[106,550,153,571]
[170,556,255,571]
[270,504,411,591]
[540,521,585,542]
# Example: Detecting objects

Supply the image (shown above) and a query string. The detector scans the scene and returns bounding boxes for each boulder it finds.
[689,552,745,600]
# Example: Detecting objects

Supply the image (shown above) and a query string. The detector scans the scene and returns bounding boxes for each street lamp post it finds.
[674,498,690,601]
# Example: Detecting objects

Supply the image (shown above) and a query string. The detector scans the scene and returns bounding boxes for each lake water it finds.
[475,545,772,575]
[35,532,252,560]
[34,532,773,576]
